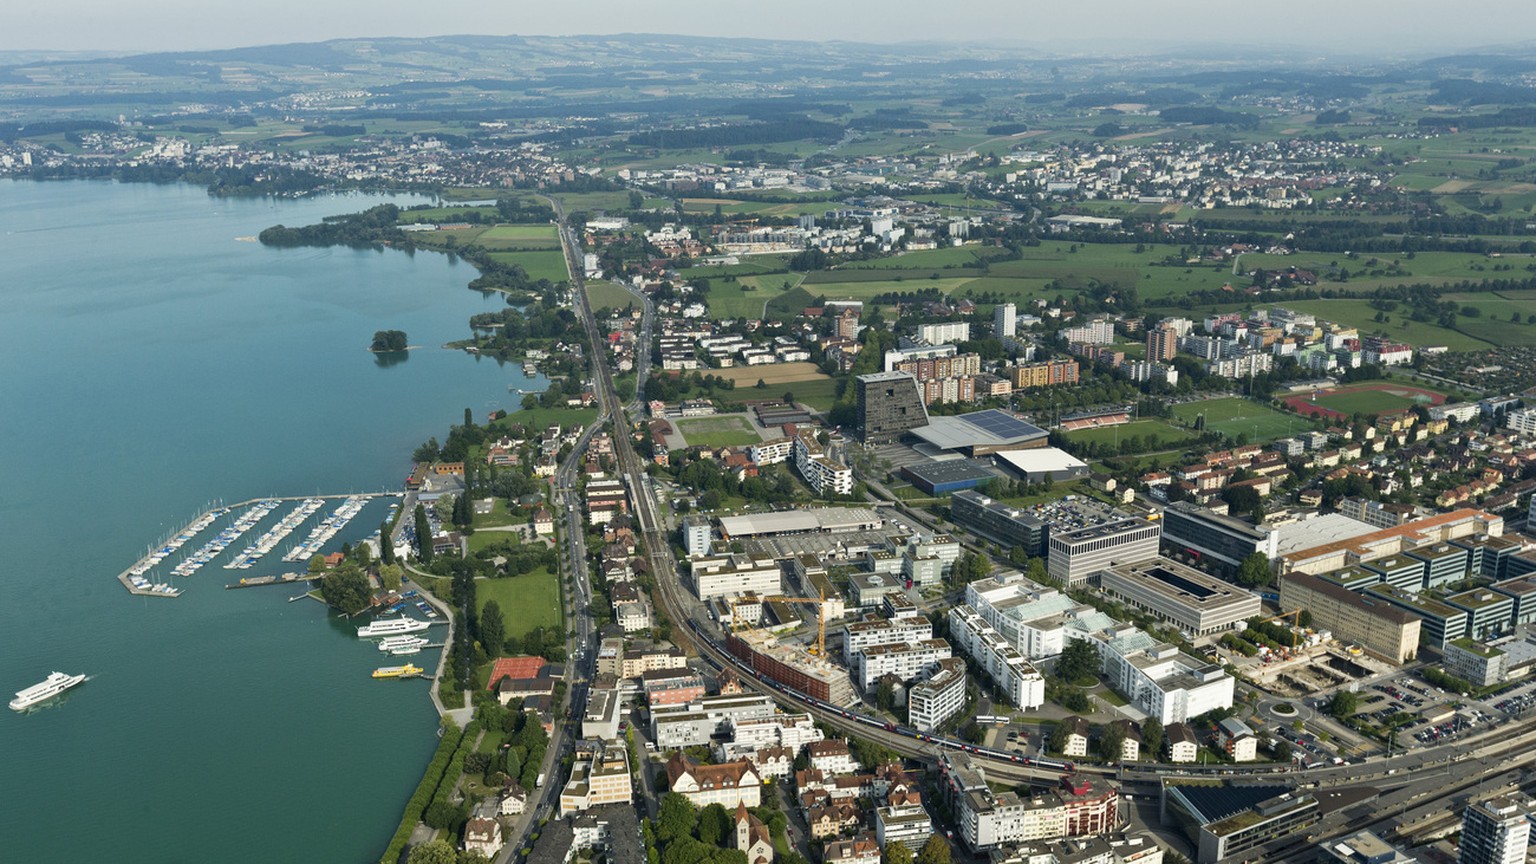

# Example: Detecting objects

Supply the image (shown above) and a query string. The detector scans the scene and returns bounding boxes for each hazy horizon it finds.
[6,0,1536,58]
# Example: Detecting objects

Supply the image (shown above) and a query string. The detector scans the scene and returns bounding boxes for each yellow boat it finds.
[372,664,424,679]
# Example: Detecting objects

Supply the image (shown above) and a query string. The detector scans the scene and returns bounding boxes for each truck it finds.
[535,772,546,788]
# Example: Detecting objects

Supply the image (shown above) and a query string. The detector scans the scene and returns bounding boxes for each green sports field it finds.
[586,282,638,313]
[1061,418,1195,448]
[489,249,571,282]
[1171,397,1316,442]
[675,415,763,448]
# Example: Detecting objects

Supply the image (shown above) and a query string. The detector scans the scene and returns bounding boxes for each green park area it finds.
[1171,397,1315,442]
[476,567,563,640]
[675,415,763,448]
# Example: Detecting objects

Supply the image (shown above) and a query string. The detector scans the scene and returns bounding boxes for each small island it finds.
[371,329,408,352]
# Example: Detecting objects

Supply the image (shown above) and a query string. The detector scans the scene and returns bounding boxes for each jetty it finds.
[224,572,316,590]
[113,492,399,597]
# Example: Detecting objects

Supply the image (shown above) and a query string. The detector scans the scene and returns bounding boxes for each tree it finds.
[406,840,457,864]
[885,843,914,864]
[1056,638,1100,685]
[1141,717,1164,758]
[697,803,732,846]
[1273,739,1293,762]
[380,563,404,592]
[916,837,951,864]
[782,391,795,404]
[1048,722,1070,754]
[380,519,396,565]
[1328,690,1358,720]
[876,677,896,712]
[320,562,371,614]
[1098,724,1127,762]
[480,600,506,658]
[656,792,698,843]
[415,504,434,564]
[371,329,408,352]
[1235,552,1272,588]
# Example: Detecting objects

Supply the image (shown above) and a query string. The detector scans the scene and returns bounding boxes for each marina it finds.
[281,495,371,562]
[112,493,399,598]
[222,497,326,570]
[170,499,282,577]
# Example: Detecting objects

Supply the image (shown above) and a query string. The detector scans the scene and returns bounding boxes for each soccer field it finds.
[1061,418,1194,448]
[1171,397,1314,442]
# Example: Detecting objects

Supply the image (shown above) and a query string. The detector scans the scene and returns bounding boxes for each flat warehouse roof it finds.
[994,447,1088,475]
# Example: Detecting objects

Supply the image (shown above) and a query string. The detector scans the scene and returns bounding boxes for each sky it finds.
[5,0,1536,56]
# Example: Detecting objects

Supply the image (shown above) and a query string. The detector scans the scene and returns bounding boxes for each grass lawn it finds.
[494,405,599,430]
[839,245,1011,270]
[476,224,560,250]
[473,499,523,529]
[488,249,571,283]
[706,274,803,319]
[675,415,762,448]
[475,568,562,638]
[1062,418,1195,448]
[468,530,526,555]
[1170,397,1317,442]
[778,377,842,412]
[586,281,639,313]
[796,277,979,301]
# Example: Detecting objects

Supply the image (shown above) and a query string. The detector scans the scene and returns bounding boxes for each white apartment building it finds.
[877,805,936,853]
[1063,318,1116,345]
[918,321,972,345]
[947,605,1046,709]
[853,639,952,690]
[995,303,1017,338]
[723,713,824,752]
[793,429,854,496]
[842,614,933,664]
[651,694,778,748]
[908,659,967,732]
[965,575,1119,660]
[683,515,712,558]
[690,553,782,600]
[748,436,794,465]
[1506,407,1536,437]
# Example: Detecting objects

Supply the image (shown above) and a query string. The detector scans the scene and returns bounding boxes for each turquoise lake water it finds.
[0,180,545,863]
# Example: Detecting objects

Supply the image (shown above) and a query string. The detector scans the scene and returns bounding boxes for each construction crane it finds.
[1268,609,1305,652]
[729,591,831,658]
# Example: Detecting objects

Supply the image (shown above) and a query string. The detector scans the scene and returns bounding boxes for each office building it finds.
[650,694,778,748]
[1161,501,1279,575]
[1364,584,1467,650]
[1277,573,1420,664]
[559,741,633,816]
[1163,782,1319,864]
[1319,831,1420,864]
[690,553,782,600]
[1277,508,1504,576]
[856,371,930,443]
[995,302,1017,338]
[965,574,1118,660]
[1100,558,1262,636]
[1459,796,1531,864]
[951,490,1050,555]
[1047,517,1161,587]
[1096,628,1234,724]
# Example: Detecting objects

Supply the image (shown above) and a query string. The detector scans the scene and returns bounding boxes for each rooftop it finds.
[908,409,1048,452]
[994,447,1090,476]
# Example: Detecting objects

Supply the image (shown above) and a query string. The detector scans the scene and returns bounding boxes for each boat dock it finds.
[113,492,398,598]
[224,572,316,589]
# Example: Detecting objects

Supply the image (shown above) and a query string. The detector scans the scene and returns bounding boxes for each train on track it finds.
[686,619,1081,772]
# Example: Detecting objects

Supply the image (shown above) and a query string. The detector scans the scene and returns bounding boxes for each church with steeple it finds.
[734,802,774,864]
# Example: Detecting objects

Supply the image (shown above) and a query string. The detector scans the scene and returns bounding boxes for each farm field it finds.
[680,197,833,217]
[1061,418,1195,448]
[488,249,571,282]
[1170,397,1316,442]
[1280,382,1447,421]
[1281,299,1494,352]
[475,224,560,250]
[839,245,1012,270]
[675,415,764,448]
[706,274,804,319]
[586,281,638,312]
